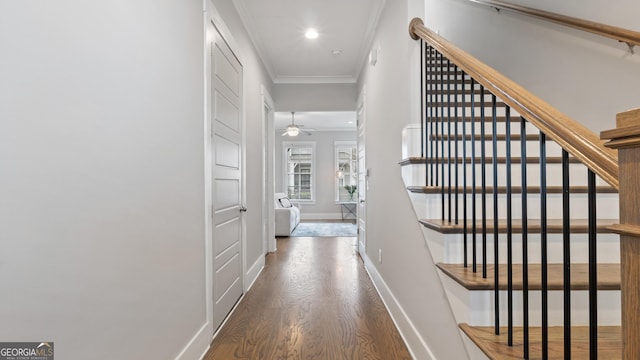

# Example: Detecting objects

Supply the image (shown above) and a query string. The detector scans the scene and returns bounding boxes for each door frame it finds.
[204,0,247,340]
[261,86,276,253]
[357,87,367,258]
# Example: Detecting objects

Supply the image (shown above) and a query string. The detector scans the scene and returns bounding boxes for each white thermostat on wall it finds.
[369,47,378,66]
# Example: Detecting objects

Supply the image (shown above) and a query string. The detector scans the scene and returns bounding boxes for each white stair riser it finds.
[441,274,621,327]
[405,123,573,159]
[402,162,612,188]
[429,231,621,264]
[422,228,620,264]
[410,189,619,220]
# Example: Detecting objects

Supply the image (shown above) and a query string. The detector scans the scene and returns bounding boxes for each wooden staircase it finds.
[403,18,636,359]
[401,119,623,358]
[401,118,624,358]
[404,9,640,358]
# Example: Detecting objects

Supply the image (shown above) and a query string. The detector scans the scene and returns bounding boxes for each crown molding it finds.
[232,0,276,81]
[354,0,387,80]
[273,75,357,84]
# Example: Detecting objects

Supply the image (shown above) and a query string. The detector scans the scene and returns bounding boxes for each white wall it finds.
[274,83,357,112]
[275,131,357,219]
[210,0,274,274]
[356,0,470,358]
[423,0,640,133]
[0,1,208,359]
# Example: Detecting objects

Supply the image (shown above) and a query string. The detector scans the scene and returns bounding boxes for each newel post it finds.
[601,108,640,360]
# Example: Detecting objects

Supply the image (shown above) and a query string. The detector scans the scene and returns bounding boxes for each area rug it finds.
[291,222,357,237]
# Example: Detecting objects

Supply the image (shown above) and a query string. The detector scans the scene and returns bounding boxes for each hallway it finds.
[204,237,412,359]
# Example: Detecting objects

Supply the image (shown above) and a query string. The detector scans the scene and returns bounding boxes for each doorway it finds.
[272,111,358,237]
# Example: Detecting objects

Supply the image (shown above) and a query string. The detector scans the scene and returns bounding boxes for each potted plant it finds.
[344,185,357,201]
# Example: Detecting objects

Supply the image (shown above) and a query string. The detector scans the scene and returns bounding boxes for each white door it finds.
[209,24,244,331]
[262,90,276,253]
[357,96,367,256]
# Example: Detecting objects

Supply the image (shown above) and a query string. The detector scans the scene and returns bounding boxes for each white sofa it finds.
[274,192,300,236]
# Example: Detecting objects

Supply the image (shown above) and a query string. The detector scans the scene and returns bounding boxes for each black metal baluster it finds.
[447,59,452,223]
[540,132,549,360]
[460,69,467,268]
[492,94,500,335]
[506,106,513,346]
[454,66,460,227]
[562,149,571,360]
[430,49,440,186]
[471,80,477,273]
[521,117,530,359]
[481,86,488,279]
[440,52,446,221]
[420,39,425,160]
[429,46,436,187]
[588,169,598,359]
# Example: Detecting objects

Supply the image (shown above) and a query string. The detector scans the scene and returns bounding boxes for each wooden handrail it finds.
[409,18,619,190]
[468,0,640,49]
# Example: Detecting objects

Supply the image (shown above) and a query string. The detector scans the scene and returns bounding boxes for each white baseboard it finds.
[300,212,344,220]
[174,322,211,360]
[362,253,436,360]
[245,254,265,292]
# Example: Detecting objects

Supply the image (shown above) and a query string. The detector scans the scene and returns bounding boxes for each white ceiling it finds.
[233,0,386,84]
[274,111,356,132]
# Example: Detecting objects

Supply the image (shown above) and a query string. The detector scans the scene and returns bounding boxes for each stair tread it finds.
[407,185,618,194]
[426,79,474,84]
[459,323,621,360]
[425,116,517,122]
[437,263,620,290]
[430,134,541,141]
[427,101,508,108]
[419,218,618,234]
[399,156,582,166]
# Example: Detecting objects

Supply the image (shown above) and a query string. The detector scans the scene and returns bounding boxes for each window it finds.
[335,141,357,202]
[283,142,315,201]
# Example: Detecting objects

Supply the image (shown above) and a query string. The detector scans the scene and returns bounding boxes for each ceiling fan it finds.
[281,112,315,137]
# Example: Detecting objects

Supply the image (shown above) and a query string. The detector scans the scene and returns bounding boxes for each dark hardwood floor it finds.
[203,236,412,359]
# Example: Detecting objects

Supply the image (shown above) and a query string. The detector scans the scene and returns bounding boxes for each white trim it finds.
[174,323,210,360]
[231,0,276,81]
[293,128,357,133]
[356,87,367,257]
[362,253,436,360]
[202,5,215,346]
[261,86,277,253]
[334,140,357,145]
[334,141,358,202]
[282,141,317,202]
[241,68,248,295]
[273,75,357,84]
[246,254,265,291]
[354,0,387,79]
[206,0,246,66]
[299,212,343,221]
[204,0,247,349]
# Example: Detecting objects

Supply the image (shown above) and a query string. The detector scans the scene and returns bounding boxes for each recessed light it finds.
[305,29,319,39]
[331,49,342,56]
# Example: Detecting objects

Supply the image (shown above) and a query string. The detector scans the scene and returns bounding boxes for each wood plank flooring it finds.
[203,237,412,360]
